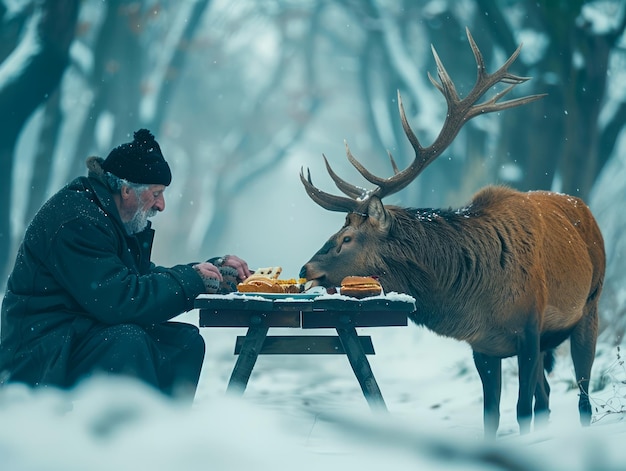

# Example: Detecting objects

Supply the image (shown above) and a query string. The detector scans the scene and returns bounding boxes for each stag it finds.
[299,28,605,438]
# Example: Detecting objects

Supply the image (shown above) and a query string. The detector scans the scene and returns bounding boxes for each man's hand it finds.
[193,262,222,293]
[220,255,252,281]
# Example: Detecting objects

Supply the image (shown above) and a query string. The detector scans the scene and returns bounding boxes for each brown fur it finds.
[301,185,605,437]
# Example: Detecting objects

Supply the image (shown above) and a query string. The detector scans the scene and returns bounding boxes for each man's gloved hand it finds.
[197,255,251,294]
[193,262,222,294]
[217,266,239,294]
[207,255,251,281]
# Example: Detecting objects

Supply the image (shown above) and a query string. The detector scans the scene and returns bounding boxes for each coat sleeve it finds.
[43,217,207,326]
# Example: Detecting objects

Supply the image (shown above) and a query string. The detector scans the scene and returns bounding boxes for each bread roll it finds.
[340,276,382,298]
[237,277,285,293]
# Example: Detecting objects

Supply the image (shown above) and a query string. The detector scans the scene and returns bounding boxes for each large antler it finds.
[301,27,546,213]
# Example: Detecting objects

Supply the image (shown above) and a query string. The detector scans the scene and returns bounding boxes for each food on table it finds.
[276,278,304,293]
[340,276,383,298]
[251,266,282,279]
[237,276,285,293]
[236,267,306,294]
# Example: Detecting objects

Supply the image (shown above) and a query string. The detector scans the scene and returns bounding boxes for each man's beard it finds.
[124,207,157,234]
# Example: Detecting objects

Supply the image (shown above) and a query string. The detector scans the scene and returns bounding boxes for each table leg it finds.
[336,326,388,412]
[226,325,269,395]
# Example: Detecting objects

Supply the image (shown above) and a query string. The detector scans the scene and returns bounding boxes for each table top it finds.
[195,292,415,312]
[195,292,416,328]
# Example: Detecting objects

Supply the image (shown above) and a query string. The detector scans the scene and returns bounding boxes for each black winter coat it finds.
[0,175,206,387]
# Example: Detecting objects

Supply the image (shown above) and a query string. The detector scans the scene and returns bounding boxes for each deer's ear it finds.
[367,196,390,231]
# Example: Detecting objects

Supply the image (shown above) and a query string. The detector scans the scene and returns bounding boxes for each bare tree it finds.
[475,0,626,199]
[190,2,325,254]
[68,0,146,177]
[3,0,626,297]
[0,0,79,279]
[329,1,625,206]
[24,87,62,222]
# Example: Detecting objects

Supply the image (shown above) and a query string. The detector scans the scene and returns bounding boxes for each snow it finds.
[1,305,625,470]
[579,1,625,35]
[197,290,417,303]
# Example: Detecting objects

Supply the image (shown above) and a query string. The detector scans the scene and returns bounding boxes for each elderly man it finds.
[0,129,251,399]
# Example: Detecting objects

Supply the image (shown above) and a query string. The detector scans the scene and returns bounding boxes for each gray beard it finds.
[124,208,157,235]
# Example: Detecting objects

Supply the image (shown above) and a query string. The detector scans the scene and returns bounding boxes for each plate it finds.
[234,292,321,300]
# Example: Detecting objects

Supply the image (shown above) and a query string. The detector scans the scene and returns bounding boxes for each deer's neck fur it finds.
[380,186,535,344]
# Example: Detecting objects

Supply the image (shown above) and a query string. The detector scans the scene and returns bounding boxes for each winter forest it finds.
[3,0,626,340]
[2,0,626,469]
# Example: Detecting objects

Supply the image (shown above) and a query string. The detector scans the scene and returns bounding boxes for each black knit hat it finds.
[102,129,172,186]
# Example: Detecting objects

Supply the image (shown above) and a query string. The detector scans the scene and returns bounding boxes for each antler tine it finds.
[469,83,547,118]
[428,45,460,104]
[344,141,391,190]
[322,154,368,200]
[466,26,489,80]
[366,91,434,198]
[387,150,400,174]
[299,166,360,213]
[468,26,520,83]
[397,91,424,157]
[341,93,433,200]
[463,27,546,115]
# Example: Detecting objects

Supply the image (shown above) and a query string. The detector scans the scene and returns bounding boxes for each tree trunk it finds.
[25,88,62,222]
[69,0,143,178]
[504,1,624,202]
[0,0,79,280]
[145,0,212,132]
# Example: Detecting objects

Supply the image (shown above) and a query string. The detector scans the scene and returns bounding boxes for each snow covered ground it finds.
[1,308,625,470]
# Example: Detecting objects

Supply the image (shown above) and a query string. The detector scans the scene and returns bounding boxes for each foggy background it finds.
[2,4,626,467]
[2,0,626,341]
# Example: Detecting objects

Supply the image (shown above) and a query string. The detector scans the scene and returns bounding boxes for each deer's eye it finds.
[342,236,352,244]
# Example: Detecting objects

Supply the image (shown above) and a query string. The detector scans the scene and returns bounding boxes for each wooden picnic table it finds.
[195,292,415,411]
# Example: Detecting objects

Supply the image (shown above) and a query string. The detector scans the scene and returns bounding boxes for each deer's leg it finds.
[570,301,599,426]
[533,351,551,430]
[516,316,541,434]
[473,350,502,439]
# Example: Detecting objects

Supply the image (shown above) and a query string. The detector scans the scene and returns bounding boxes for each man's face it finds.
[122,184,166,234]
[136,184,166,213]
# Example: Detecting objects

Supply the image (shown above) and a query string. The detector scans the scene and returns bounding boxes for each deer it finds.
[299,28,605,439]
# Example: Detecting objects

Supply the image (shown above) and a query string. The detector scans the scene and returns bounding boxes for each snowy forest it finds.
[4,0,626,343]
[2,0,626,342]
[2,1,626,469]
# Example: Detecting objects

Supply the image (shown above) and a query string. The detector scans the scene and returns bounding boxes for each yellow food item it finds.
[236,268,305,294]
[237,277,284,293]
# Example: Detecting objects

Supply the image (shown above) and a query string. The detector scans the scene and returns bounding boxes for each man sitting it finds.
[0,129,250,400]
